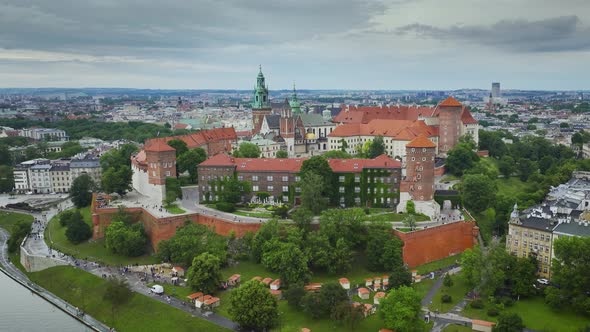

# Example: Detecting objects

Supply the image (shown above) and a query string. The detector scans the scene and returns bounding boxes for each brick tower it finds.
[145,140,176,185]
[251,66,272,134]
[397,135,440,218]
[437,96,463,156]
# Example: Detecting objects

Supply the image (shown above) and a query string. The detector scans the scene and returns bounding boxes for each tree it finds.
[323,150,352,159]
[261,240,310,286]
[517,158,537,181]
[301,292,323,319]
[0,165,14,193]
[461,247,482,288]
[103,276,132,325]
[462,174,496,213]
[215,177,251,204]
[306,232,332,270]
[0,145,13,166]
[339,138,349,152]
[300,156,336,204]
[276,150,288,158]
[105,221,147,256]
[366,228,403,272]
[7,220,31,253]
[511,255,537,298]
[331,301,364,331]
[446,143,480,176]
[551,236,590,315]
[330,238,354,274]
[102,165,132,195]
[157,224,227,267]
[177,147,207,182]
[406,200,416,215]
[403,214,417,231]
[229,280,278,330]
[100,143,138,171]
[167,138,188,157]
[368,135,385,158]
[319,208,365,247]
[380,286,423,332]
[235,142,261,158]
[300,172,329,214]
[70,174,94,208]
[284,283,306,308]
[498,155,516,178]
[317,282,349,318]
[186,252,223,294]
[292,208,313,235]
[494,313,524,332]
[65,213,92,244]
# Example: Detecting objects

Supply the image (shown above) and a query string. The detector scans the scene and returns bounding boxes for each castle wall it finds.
[393,221,479,267]
[131,163,165,203]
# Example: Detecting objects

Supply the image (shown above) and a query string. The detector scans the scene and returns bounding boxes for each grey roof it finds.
[71,155,100,168]
[518,216,555,232]
[30,164,51,170]
[299,113,333,127]
[554,221,590,237]
[264,114,281,129]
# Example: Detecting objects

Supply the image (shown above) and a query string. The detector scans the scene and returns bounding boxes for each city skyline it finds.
[1,0,589,90]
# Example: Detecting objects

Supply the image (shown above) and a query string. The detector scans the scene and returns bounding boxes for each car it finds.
[25,191,33,195]
[537,278,549,285]
[150,285,164,295]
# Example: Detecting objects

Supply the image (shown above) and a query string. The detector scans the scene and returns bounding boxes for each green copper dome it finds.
[289,83,302,115]
[252,65,270,109]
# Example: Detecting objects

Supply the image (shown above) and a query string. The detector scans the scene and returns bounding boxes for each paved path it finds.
[0,227,111,332]
[6,203,240,331]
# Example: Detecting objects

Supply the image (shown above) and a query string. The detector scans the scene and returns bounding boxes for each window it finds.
[295,187,301,193]
[355,197,361,204]
[165,171,171,177]
[355,187,360,193]
[252,185,259,192]
[282,176,288,182]
[238,175,243,181]
[339,176,345,182]
[422,148,426,152]
[411,157,415,161]
[252,175,258,181]
[282,186,288,192]
[355,176,360,182]
[422,157,426,161]
[283,196,288,202]
[267,185,273,191]
[295,176,301,182]
[411,148,415,152]
[267,176,273,181]
[339,187,345,193]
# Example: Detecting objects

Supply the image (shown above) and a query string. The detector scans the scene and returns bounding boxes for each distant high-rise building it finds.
[491,82,501,98]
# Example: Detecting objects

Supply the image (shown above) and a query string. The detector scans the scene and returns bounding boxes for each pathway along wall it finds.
[393,221,479,268]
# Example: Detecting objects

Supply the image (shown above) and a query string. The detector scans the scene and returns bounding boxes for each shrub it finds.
[501,297,514,307]
[216,201,236,212]
[364,207,371,215]
[487,307,500,317]
[443,274,454,287]
[256,192,271,201]
[470,299,484,309]
[441,294,452,303]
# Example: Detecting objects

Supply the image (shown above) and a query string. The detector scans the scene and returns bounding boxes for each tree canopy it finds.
[157,224,227,267]
[368,135,385,158]
[70,174,95,208]
[235,142,261,158]
[229,280,278,330]
[186,252,223,294]
[105,221,147,257]
[461,174,496,213]
[380,286,423,332]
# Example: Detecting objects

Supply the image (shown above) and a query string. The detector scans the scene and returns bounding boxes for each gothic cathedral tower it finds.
[251,66,272,134]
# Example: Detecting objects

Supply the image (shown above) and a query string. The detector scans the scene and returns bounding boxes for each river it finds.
[0,271,90,332]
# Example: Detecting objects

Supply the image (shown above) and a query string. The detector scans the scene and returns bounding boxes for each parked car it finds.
[150,285,164,295]
[537,278,549,285]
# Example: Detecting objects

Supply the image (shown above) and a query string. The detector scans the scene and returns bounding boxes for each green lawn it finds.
[428,273,471,313]
[0,211,34,234]
[44,208,159,266]
[28,266,230,332]
[165,204,186,214]
[463,296,590,332]
[495,177,530,197]
[364,212,430,222]
[413,277,436,299]
[414,253,462,275]
[443,324,472,332]
[233,210,273,218]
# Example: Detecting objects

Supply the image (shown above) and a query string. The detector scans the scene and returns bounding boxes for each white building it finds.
[19,128,68,141]
[29,164,52,194]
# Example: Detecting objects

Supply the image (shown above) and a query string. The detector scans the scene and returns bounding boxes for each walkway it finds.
[6,203,240,331]
[0,227,111,332]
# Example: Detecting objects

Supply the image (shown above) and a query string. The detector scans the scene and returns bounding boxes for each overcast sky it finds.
[1,0,589,90]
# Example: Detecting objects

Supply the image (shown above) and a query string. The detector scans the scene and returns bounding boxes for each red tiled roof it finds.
[329,119,437,140]
[199,153,236,167]
[145,127,237,150]
[358,287,370,294]
[334,104,434,124]
[187,292,203,300]
[472,320,495,327]
[461,107,478,124]
[339,278,349,284]
[374,292,386,298]
[406,135,436,148]
[204,297,219,305]
[144,140,175,152]
[173,123,189,130]
[328,155,401,173]
[438,96,462,107]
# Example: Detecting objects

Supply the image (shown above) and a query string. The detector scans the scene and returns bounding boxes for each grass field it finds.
[28,266,230,332]
[0,211,34,234]
[164,204,186,214]
[414,253,463,275]
[428,273,471,313]
[233,210,273,218]
[44,207,158,266]
[463,296,590,332]
[364,212,430,222]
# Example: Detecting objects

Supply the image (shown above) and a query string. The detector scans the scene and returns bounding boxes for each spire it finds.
[289,81,301,115]
[510,203,520,224]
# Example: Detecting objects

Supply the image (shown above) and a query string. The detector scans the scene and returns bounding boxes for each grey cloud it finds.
[396,15,590,52]
[0,0,385,56]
